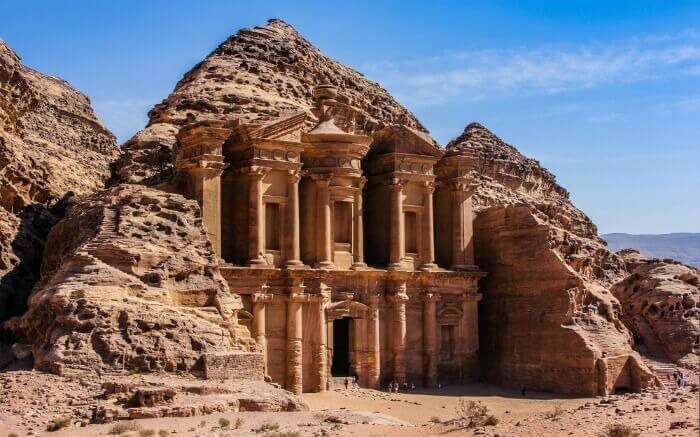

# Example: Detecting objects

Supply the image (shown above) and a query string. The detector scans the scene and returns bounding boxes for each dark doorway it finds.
[331,318,350,376]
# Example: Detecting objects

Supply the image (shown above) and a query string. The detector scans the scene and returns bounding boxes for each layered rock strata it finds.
[113,18,427,185]
[6,185,259,375]
[612,250,699,366]
[0,39,118,324]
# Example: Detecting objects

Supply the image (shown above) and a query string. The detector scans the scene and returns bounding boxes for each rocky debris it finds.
[113,18,426,185]
[0,38,118,326]
[475,205,656,395]
[0,370,307,434]
[611,251,699,366]
[5,184,259,375]
[94,374,307,423]
[447,122,626,286]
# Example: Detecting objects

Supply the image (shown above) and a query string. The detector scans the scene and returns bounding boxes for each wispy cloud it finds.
[363,30,700,106]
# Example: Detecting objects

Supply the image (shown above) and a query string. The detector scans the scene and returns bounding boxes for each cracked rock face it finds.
[612,251,699,365]
[113,18,426,185]
[6,185,257,375]
[0,39,118,324]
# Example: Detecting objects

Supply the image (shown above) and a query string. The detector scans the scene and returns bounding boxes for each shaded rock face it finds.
[6,185,258,375]
[0,39,118,326]
[448,123,625,286]
[475,206,656,395]
[612,251,699,366]
[113,18,426,185]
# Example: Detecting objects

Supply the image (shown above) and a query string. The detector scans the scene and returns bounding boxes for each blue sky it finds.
[2,1,699,234]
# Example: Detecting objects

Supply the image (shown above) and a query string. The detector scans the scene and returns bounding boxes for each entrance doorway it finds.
[331,318,350,376]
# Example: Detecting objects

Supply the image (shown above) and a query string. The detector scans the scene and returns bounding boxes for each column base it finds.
[350,261,368,270]
[315,261,336,270]
[248,257,269,268]
[284,260,306,269]
[419,262,439,271]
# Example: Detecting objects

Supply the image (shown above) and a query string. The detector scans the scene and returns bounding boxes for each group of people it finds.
[386,381,417,393]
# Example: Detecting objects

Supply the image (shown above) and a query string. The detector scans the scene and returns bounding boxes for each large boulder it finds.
[612,251,699,367]
[112,18,426,185]
[0,39,118,325]
[6,185,258,375]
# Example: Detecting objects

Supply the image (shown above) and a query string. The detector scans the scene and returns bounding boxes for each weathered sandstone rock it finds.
[113,18,426,185]
[475,206,656,395]
[455,122,658,394]
[0,39,118,324]
[448,122,626,286]
[6,184,259,375]
[612,251,699,366]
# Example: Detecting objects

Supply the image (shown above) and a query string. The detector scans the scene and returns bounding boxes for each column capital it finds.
[310,172,333,186]
[367,292,383,306]
[357,176,367,190]
[287,169,302,183]
[244,165,272,179]
[288,292,312,304]
[423,290,441,303]
[421,180,436,194]
[388,177,407,191]
[251,292,274,303]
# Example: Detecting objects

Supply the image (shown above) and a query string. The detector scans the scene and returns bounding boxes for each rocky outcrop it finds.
[0,39,118,325]
[456,122,656,394]
[113,18,426,185]
[6,185,259,375]
[475,206,656,395]
[448,123,626,286]
[612,251,699,367]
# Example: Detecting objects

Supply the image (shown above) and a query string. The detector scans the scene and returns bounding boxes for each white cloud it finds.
[364,30,700,106]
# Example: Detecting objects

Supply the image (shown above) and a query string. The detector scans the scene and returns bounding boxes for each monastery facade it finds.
[173,85,485,395]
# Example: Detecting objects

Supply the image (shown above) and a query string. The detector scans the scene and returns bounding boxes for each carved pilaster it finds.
[388,284,409,383]
[246,166,271,267]
[388,178,406,270]
[422,290,440,387]
[420,181,437,270]
[312,174,335,269]
[285,169,303,267]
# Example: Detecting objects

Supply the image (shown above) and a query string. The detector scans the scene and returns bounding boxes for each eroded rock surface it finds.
[612,251,699,366]
[6,185,258,375]
[475,206,656,395]
[448,123,626,286]
[113,18,426,185]
[458,122,656,394]
[0,39,118,324]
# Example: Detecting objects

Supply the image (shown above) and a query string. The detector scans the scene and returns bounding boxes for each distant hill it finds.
[602,233,700,268]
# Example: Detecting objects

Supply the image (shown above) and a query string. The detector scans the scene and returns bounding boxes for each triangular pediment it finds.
[369,125,443,158]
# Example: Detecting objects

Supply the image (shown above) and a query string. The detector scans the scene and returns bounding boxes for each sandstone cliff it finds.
[6,185,258,375]
[612,250,699,367]
[112,18,426,185]
[0,39,118,326]
[453,124,656,394]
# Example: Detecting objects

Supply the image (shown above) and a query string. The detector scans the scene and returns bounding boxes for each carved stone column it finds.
[286,170,303,267]
[420,181,437,270]
[313,295,329,392]
[286,289,309,395]
[451,181,474,270]
[390,284,409,383]
[388,179,405,269]
[422,291,440,387]
[351,177,367,269]
[366,293,381,388]
[248,166,269,266]
[251,291,272,373]
[458,289,482,381]
[315,175,335,268]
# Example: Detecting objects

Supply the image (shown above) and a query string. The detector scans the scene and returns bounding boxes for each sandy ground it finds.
[0,373,698,436]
